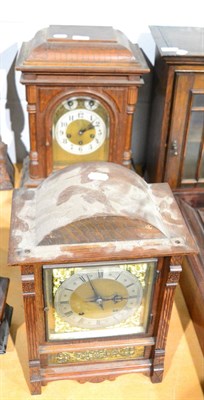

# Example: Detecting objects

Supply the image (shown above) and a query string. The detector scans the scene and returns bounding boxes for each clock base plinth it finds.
[29,358,154,395]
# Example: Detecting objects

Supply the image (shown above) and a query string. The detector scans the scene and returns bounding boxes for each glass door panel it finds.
[182,110,204,182]
[164,72,204,188]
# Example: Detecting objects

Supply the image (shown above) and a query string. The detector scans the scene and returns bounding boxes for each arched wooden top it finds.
[8,162,198,265]
[35,162,168,244]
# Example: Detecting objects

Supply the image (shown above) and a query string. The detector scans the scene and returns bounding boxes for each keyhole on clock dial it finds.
[89,100,95,108]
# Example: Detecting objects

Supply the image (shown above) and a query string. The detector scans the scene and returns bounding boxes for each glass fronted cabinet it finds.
[146,26,204,189]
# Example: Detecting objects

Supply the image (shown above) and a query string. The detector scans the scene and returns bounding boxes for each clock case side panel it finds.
[20,264,43,394]
[151,256,182,383]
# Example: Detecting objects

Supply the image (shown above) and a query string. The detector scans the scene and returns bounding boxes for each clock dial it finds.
[52,96,109,167]
[54,268,142,329]
[43,260,157,341]
[55,109,106,155]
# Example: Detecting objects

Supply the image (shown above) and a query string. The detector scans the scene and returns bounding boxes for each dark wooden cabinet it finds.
[146,26,204,189]
[174,189,204,355]
[146,26,204,355]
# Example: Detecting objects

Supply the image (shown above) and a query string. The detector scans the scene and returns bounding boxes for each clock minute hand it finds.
[86,276,104,310]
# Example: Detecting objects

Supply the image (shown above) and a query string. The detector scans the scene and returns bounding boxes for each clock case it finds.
[8,162,197,395]
[16,25,149,187]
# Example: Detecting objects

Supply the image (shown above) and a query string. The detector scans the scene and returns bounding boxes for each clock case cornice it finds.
[16,25,149,76]
[8,162,197,266]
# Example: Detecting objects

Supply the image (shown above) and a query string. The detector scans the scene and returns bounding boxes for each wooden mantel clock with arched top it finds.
[8,162,197,394]
[16,25,149,187]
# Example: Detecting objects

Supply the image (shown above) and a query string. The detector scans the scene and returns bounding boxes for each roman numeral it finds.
[115,272,122,280]
[64,310,73,317]
[79,275,87,282]
[126,283,134,288]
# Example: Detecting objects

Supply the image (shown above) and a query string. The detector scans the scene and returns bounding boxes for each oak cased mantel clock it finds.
[8,162,197,395]
[16,25,149,187]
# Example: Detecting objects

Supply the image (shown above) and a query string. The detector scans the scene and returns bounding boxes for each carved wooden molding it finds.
[77,375,117,384]
[170,255,183,265]
[166,264,182,287]
[21,275,35,296]
[21,265,34,275]
[27,104,36,113]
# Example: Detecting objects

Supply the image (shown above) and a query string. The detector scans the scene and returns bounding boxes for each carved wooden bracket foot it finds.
[29,360,42,395]
[151,349,165,383]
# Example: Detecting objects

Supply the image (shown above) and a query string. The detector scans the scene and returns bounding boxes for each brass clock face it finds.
[54,267,142,329]
[52,96,110,168]
[43,260,157,341]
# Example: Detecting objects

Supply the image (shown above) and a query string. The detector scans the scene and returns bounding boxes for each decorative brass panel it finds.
[47,346,145,365]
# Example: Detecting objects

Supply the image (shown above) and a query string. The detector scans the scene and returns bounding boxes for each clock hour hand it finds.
[78,123,94,136]
[111,294,138,303]
[85,294,138,304]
